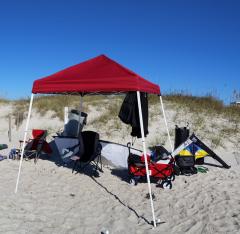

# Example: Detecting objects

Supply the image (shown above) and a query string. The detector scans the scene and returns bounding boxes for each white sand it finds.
[0,102,240,234]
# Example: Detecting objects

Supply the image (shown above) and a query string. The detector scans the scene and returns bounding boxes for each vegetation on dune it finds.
[11,93,240,150]
[0,97,11,104]
[12,93,240,114]
[12,93,240,124]
[33,95,80,119]
[165,93,240,120]
[12,94,124,121]
[149,92,240,149]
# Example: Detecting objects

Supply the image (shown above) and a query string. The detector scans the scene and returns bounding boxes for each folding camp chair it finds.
[71,131,103,175]
[18,129,52,163]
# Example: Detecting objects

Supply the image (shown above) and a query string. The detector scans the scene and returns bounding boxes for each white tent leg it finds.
[77,95,83,136]
[64,106,69,125]
[15,93,34,193]
[137,91,157,227]
[159,95,174,153]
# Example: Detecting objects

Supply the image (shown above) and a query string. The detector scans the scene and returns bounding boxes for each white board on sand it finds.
[100,140,142,168]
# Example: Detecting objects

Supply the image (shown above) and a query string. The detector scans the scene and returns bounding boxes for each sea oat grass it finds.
[0,97,11,104]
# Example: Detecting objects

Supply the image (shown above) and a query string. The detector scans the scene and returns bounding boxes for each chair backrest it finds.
[32,129,47,139]
[80,131,100,162]
[63,111,88,137]
[77,132,85,157]
[26,130,48,152]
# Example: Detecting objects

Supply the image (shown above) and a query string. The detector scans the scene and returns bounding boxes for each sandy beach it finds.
[0,101,240,234]
[0,154,239,234]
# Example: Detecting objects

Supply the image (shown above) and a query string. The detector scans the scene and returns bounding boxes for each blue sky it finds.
[0,0,239,103]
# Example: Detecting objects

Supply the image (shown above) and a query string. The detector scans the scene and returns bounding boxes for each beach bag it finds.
[9,148,18,160]
[0,144,8,150]
[175,155,195,168]
[175,155,197,175]
[150,145,170,161]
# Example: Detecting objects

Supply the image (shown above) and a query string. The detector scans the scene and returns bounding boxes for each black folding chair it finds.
[72,131,103,175]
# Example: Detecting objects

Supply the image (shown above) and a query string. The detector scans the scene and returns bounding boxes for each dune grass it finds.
[149,92,240,149]
[164,93,240,120]
[12,93,240,123]
[12,94,124,121]
[12,93,240,144]
[0,97,11,104]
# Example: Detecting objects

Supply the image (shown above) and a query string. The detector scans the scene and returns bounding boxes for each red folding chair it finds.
[18,129,52,163]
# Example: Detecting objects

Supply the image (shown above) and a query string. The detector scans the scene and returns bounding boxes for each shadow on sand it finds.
[110,168,129,183]
[37,139,153,226]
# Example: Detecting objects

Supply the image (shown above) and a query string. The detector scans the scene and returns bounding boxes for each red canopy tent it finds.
[32,54,160,95]
[16,55,172,227]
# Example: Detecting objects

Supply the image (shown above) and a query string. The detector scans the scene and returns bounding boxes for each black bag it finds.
[174,125,197,175]
[175,155,197,175]
[174,126,190,149]
[152,145,170,161]
[175,155,195,168]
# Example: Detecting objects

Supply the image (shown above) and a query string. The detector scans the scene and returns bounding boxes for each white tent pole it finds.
[137,91,157,227]
[77,95,83,136]
[159,95,174,152]
[15,93,34,193]
[64,106,69,125]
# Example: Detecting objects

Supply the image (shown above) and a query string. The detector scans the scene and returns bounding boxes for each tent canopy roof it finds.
[32,55,160,95]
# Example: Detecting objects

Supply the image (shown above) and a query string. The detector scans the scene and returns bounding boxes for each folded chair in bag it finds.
[18,129,52,162]
[174,125,197,175]
[71,131,102,175]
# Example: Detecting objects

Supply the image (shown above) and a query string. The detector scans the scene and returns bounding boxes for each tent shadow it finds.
[202,162,224,168]
[40,139,104,177]
[90,175,151,226]
[37,139,153,226]
[110,168,129,183]
[39,139,65,166]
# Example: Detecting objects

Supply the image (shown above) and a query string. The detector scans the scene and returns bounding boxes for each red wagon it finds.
[128,151,175,189]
